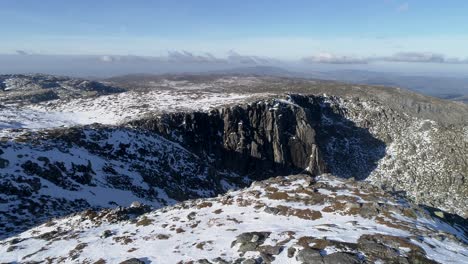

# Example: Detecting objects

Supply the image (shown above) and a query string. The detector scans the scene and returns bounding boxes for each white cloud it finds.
[227,50,278,64]
[97,51,276,65]
[302,52,468,64]
[16,50,29,55]
[302,53,369,64]
[384,52,445,63]
[3,35,467,61]
[99,55,114,62]
[382,52,468,64]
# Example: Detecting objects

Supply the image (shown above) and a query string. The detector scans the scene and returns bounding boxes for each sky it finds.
[1,0,468,76]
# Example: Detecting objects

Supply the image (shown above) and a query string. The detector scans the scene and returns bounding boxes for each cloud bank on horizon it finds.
[10,49,468,66]
[10,49,468,68]
[302,52,468,65]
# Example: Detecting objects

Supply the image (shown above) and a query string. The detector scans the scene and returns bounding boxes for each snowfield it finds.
[0,90,265,137]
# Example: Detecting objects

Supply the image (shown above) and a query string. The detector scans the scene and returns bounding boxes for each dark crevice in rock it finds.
[316,99,387,179]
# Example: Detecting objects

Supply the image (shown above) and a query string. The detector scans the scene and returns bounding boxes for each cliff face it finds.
[130,94,466,217]
[130,95,327,179]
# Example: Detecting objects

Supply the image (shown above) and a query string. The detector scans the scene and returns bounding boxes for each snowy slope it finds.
[0,126,241,239]
[1,174,466,263]
[319,96,468,217]
[0,90,263,137]
[1,74,272,139]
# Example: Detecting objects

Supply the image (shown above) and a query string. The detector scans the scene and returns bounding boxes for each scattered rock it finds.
[119,258,145,264]
[296,248,322,263]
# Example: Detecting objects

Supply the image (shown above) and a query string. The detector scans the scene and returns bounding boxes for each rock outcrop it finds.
[129,93,466,217]
[130,96,329,179]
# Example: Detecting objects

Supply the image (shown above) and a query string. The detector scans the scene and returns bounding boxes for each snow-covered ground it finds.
[0,175,466,264]
[0,126,230,239]
[145,76,264,90]
[0,90,265,137]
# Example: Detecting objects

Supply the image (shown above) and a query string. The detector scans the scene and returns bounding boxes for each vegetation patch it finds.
[266,191,289,200]
[136,216,154,226]
[197,202,213,208]
[275,205,322,220]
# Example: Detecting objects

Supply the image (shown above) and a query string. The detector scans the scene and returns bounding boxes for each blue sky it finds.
[1,0,467,60]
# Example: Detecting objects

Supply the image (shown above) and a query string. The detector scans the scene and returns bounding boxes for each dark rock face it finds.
[296,249,362,264]
[0,158,9,169]
[129,94,386,183]
[231,232,271,253]
[357,234,438,264]
[322,252,362,264]
[316,99,386,179]
[119,258,145,264]
[130,96,329,179]
[296,248,322,263]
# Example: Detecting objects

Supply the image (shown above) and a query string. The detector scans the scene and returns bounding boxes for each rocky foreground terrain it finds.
[1,175,467,263]
[0,74,467,263]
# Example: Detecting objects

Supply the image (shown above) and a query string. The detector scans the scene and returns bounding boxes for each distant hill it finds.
[209,67,468,104]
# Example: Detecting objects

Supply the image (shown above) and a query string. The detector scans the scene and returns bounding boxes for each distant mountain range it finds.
[203,66,468,104]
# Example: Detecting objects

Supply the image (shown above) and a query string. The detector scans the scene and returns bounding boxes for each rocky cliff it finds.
[129,95,327,179]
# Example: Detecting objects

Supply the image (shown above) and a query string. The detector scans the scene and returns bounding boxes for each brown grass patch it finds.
[267,191,289,200]
[335,195,359,203]
[236,198,254,207]
[295,187,316,196]
[297,236,330,249]
[197,202,213,208]
[136,216,154,226]
[402,208,417,219]
[276,205,322,220]
[265,186,279,193]
[322,201,347,213]
[254,202,266,209]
